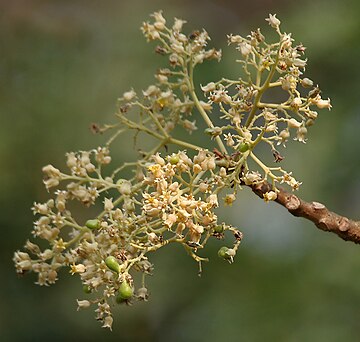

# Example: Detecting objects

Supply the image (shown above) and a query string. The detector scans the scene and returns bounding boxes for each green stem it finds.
[168,137,203,151]
[64,228,89,248]
[186,60,228,155]
[245,47,281,128]
[147,109,170,138]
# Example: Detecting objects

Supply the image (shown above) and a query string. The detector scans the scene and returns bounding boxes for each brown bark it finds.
[248,181,360,244]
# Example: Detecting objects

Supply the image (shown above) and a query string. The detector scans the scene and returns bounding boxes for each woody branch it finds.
[248,180,360,244]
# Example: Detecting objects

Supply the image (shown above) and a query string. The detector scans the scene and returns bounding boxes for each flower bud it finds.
[287,118,302,129]
[153,153,165,166]
[292,97,302,108]
[104,198,114,211]
[207,158,216,170]
[117,180,132,195]
[293,58,307,68]
[219,167,227,178]
[239,42,252,56]
[301,78,313,88]
[198,182,208,192]
[201,82,216,93]
[193,164,202,174]
[77,299,91,311]
[123,89,136,101]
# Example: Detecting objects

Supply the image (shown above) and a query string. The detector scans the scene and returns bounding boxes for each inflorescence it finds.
[14,11,331,330]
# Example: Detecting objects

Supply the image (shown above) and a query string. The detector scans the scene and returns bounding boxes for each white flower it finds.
[227,34,242,44]
[224,194,236,206]
[278,129,290,146]
[70,263,86,275]
[315,97,332,110]
[104,198,114,211]
[266,14,281,28]
[207,194,219,207]
[224,133,235,147]
[152,153,165,166]
[243,171,262,185]
[291,97,302,109]
[263,191,278,202]
[123,89,136,101]
[293,58,307,68]
[42,164,61,178]
[143,85,160,97]
[183,119,198,132]
[173,18,186,31]
[301,78,313,88]
[164,213,177,228]
[238,42,252,56]
[66,152,77,168]
[118,180,132,195]
[295,126,307,143]
[171,42,185,54]
[152,11,166,31]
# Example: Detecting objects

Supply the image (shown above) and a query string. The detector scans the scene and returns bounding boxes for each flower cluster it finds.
[14,11,330,330]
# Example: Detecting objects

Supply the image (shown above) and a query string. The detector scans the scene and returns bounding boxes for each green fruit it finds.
[169,155,180,165]
[239,143,249,153]
[218,246,229,259]
[83,285,92,294]
[214,225,224,233]
[105,256,120,273]
[85,219,100,230]
[116,281,133,302]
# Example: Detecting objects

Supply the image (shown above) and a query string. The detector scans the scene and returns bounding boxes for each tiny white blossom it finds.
[266,14,281,28]
[123,89,136,101]
[173,18,186,31]
[77,299,91,311]
[263,191,277,202]
[104,198,114,211]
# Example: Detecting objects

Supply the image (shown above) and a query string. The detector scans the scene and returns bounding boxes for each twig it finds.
[247,180,360,244]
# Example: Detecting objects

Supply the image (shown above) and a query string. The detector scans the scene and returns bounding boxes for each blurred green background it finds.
[2,0,360,341]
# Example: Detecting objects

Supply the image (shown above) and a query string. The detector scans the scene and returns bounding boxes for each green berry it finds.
[83,285,92,294]
[116,281,133,302]
[214,225,224,233]
[169,155,180,165]
[105,256,120,273]
[239,143,249,153]
[218,246,229,259]
[85,219,100,230]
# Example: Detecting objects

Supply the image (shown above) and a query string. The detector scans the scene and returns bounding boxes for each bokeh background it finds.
[2,0,360,341]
